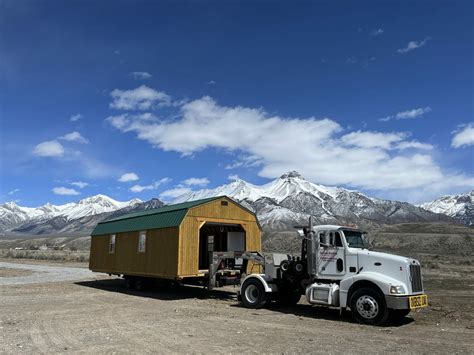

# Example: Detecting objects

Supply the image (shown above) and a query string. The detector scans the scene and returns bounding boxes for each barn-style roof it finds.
[91,196,226,236]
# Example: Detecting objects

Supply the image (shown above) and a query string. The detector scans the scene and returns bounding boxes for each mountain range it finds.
[0,171,471,237]
[419,190,473,226]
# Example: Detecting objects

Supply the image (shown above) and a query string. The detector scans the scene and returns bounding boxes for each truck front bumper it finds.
[385,295,409,310]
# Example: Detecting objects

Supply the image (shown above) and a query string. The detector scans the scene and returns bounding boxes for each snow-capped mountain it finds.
[419,191,473,225]
[172,171,340,204]
[171,171,455,229]
[0,195,142,235]
[0,172,462,237]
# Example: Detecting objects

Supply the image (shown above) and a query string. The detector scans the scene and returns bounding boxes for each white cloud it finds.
[106,93,473,195]
[206,80,216,85]
[379,106,431,122]
[225,155,263,170]
[396,141,433,150]
[228,174,240,181]
[130,71,152,80]
[156,177,209,199]
[59,131,89,144]
[70,114,83,122]
[130,178,171,193]
[346,56,358,64]
[8,188,20,195]
[398,37,430,54]
[182,177,210,187]
[70,181,89,188]
[341,131,406,150]
[396,107,432,119]
[159,187,192,199]
[106,113,157,130]
[52,187,80,195]
[452,123,474,148]
[370,28,384,36]
[33,140,64,157]
[110,85,171,110]
[118,172,139,182]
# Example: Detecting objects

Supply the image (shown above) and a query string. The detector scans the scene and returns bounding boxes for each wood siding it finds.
[89,197,261,279]
[178,197,261,276]
[89,226,180,278]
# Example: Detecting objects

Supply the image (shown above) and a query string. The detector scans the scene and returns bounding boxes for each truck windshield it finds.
[343,230,368,249]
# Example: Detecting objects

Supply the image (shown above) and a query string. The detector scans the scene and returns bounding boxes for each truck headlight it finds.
[389,285,405,294]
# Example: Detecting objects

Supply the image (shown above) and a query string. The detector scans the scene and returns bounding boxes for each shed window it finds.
[221,201,228,206]
[109,234,116,254]
[138,231,146,253]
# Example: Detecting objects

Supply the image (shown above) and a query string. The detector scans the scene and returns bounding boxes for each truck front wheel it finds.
[241,279,267,309]
[350,287,389,325]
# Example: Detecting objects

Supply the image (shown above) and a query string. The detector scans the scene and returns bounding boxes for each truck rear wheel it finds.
[241,279,267,309]
[350,287,389,325]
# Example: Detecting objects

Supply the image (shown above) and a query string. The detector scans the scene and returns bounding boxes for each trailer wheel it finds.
[350,287,389,325]
[135,278,147,291]
[241,279,267,309]
[124,276,136,290]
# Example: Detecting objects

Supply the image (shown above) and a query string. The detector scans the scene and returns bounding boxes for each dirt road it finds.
[0,261,94,286]
[1,259,473,354]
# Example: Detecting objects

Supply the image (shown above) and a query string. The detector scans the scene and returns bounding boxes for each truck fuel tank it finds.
[306,283,340,306]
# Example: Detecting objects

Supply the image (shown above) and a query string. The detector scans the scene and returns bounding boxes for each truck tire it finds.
[350,287,389,325]
[389,309,410,323]
[241,278,267,309]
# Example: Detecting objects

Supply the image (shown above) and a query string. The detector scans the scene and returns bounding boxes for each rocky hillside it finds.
[171,171,455,230]
[0,196,164,237]
[419,190,473,225]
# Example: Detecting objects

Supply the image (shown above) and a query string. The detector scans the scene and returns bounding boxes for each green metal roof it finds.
[91,196,222,236]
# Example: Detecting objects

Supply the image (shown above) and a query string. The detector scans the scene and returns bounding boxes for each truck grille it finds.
[410,264,423,293]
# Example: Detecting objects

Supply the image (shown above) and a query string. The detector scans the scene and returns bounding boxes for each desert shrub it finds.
[0,249,89,262]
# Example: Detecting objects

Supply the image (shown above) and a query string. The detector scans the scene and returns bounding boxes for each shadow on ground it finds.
[76,278,413,327]
[241,302,414,327]
[75,278,237,301]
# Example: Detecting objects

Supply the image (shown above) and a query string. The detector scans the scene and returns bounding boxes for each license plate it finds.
[409,294,428,309]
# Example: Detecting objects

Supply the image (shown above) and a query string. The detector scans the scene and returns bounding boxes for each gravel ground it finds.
[0,259,473,353]
[0,262,94,286]
[0,267,34,278]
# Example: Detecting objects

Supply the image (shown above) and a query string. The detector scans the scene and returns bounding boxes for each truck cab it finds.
[239,224,428,325]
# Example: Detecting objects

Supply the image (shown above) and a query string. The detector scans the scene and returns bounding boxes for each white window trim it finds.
[138,231,147,253]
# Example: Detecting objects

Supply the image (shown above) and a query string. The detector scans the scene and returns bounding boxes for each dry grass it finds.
[0,249,89,263]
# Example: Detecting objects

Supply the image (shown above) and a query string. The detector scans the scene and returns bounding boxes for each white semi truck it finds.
[226,220,428,325]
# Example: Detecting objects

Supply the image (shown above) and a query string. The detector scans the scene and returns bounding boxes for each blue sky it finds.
[1,0,473,206]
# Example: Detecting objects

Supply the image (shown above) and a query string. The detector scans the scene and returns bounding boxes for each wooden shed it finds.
[89,196,261,280]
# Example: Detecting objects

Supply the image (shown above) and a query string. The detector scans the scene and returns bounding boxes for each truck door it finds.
[318,230,346,278]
